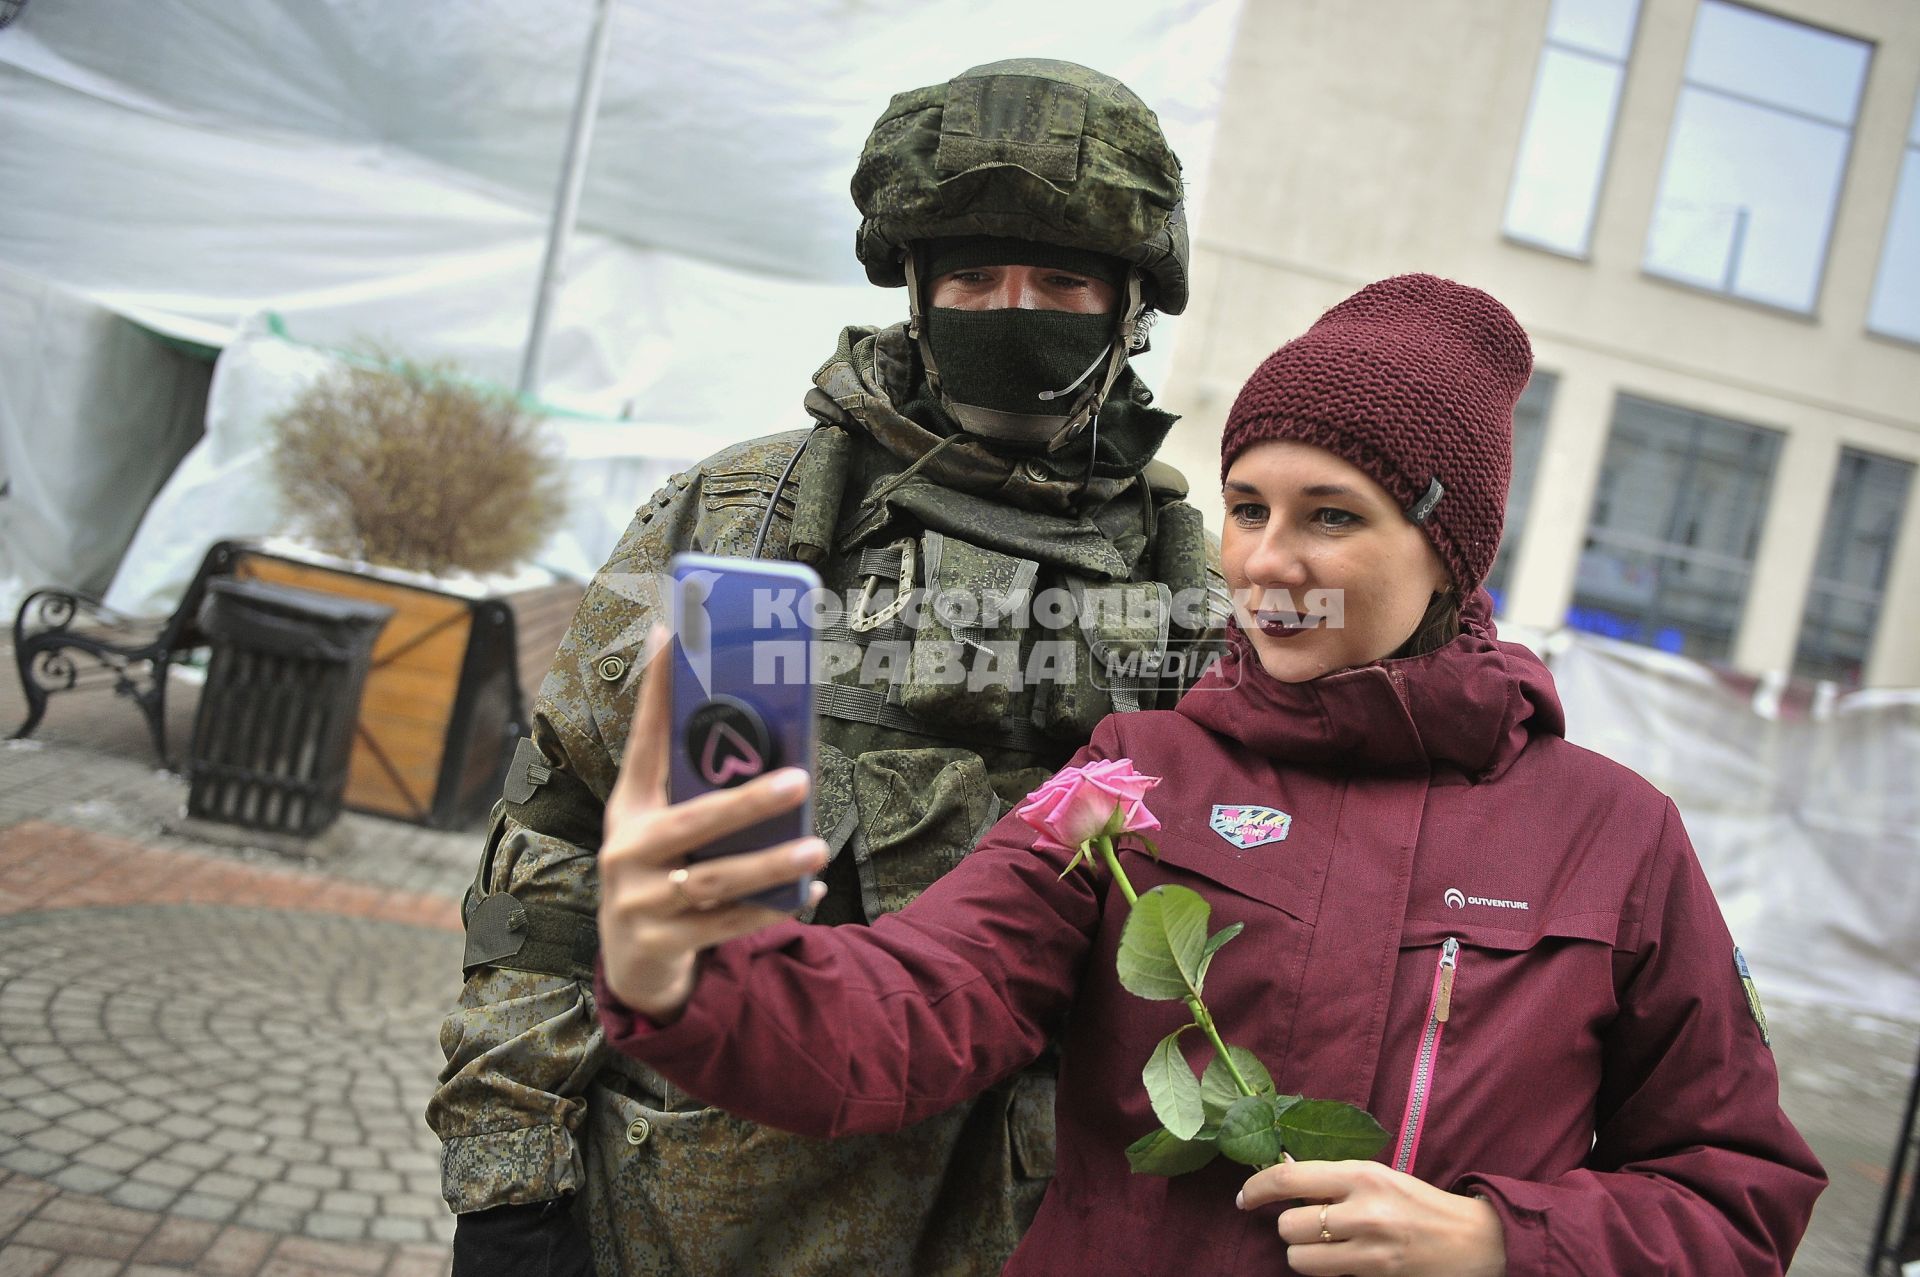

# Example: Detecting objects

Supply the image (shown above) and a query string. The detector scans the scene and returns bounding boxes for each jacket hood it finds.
[1175,590,1565,780]
[804,322,1176,514]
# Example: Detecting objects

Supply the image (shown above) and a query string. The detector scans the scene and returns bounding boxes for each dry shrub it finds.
[270,358,566,576]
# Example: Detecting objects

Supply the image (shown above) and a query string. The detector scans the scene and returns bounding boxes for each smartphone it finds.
[668,552,820,912]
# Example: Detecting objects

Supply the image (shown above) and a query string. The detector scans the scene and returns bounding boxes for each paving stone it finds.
[381,1249,452,1277]
[157,1142,225,1173]
[209,1128,270,1156]
[64,1084,120,1107]
[319,1191,376,1218]
[344,1170,402,1195]
[15,1097,79,1122]
[0,1113,49,1138]
[8,1218,140,1260]
[36,1193,157,1235]
[73,1143,145,1173]
[269,1236,384,1273]
[380,1196,446,1222]
[367,1216,431,1245]
[106,1127,173,1158]
[234,1200,304,1234]
[324,1148,382,1171]
[106,1180,181,1213]
[256,1183,321,1212]
[0,1149,65,1179]
[55,1111,121,1139]
[301,1212,368,1242]
[109,1100,168,1126]
[0,1245,59,1277]
[128,1160,198,1191]
[45,1165,120,1196]
[285,1164,344,1191]
[0,1183,51,1234]
[168,1192,238,1224]
[195,1224,278,1276]
[130,1214,221,1263]
[47,1257,124,1276]
[21,1129,87,1157]
[191,1171,255,1201]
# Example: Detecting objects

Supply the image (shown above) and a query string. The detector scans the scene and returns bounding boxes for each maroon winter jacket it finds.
[600,615,1825,1275]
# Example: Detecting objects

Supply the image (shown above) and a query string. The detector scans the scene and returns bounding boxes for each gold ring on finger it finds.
[668,867,718,912]
[1318,1203,1334,1244]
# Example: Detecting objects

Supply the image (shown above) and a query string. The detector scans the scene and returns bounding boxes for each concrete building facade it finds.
[1160,0,1920,686]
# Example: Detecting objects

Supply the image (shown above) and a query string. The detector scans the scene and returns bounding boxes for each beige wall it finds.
[1160,0,1920,685]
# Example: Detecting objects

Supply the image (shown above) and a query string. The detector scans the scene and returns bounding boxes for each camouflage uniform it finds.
[429,59,1224,1277]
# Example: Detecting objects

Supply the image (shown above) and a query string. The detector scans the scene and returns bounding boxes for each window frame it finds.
[1501,0,1645,260]
[1639,0,1873,316]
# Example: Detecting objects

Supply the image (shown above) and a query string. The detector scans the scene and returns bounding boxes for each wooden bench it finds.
[11,540,586,828]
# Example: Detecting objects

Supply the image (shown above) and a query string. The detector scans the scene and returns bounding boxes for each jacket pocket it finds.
[850,746,1001,917]
[1393,936,1459,1175]
[898,531,1037,730]
[1390,912,1621,1178]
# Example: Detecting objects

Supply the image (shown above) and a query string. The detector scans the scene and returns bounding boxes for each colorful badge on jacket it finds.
[1209,805,1292,849]
[1735,947,1771,1047]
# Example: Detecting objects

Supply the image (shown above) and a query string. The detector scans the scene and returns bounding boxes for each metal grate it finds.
[0,0,26,31]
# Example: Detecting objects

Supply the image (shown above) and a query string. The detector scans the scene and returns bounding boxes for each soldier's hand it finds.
[597,627,828,1021]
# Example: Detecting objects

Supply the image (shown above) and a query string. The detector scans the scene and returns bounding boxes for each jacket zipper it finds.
[1393,936,1458,1175]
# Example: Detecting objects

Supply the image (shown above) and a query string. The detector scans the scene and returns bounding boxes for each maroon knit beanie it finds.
[1218,274,1532,592]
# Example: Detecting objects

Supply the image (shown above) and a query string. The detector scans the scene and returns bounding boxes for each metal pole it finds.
[517,0,617,401]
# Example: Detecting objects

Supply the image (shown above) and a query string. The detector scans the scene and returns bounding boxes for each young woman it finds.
[589,275,1825,1275]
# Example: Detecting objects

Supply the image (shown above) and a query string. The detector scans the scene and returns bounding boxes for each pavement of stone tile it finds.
[5,651,1920,1274]
[2,659,472,1272]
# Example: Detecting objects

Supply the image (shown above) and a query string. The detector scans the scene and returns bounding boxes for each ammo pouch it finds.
[461,738,600,982]
[899,531,1037,729]
[1033,576,1172,739]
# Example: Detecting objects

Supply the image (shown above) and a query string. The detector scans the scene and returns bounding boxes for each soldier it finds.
[429,57,1225,1276]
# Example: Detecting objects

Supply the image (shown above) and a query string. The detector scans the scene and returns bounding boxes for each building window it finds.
[1569,395,1782,662]
[1794,449,1914,684]
[1642,1,1870,313]
[1484,370,1560,612]
[1503,0,1643,256]
[1868,93,1920,343]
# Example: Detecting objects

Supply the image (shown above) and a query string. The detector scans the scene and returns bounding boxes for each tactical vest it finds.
[783,424,1214,923]
[463,423,1216,970]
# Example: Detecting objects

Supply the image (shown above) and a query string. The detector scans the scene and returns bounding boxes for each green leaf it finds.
[1116,885,1211,1002]
[1124,1124,1220,1176]
[1193,922,1245,993]
[1274,1099,1392,1162]
[1200,1044,1276,1121]
[1216,1094,1284,1168]
[1142,1029,1205,1139]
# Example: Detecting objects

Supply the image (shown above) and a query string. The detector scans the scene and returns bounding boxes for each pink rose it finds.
[1015,758,1162,854]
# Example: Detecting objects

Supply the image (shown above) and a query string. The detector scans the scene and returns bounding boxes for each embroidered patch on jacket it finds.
[1735,947,1771,1047]
[1209,805,1292,849]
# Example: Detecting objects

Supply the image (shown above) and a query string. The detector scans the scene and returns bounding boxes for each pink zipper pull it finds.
[1435,937,1459,1023]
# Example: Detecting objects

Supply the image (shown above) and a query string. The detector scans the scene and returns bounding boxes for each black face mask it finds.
[923,307,1115,443]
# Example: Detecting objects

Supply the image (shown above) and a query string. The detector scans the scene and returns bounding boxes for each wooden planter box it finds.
[228,546,584,829]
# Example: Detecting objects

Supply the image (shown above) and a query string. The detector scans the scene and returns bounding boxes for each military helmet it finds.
[851,58,1190,315]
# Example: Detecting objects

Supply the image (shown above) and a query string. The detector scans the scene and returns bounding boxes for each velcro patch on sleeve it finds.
[1735,946,1771,1047]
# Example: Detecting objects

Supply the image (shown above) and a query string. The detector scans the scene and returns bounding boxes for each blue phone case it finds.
[668,552,820,912]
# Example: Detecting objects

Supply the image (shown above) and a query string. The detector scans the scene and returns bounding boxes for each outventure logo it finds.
[1444,887,1530,911]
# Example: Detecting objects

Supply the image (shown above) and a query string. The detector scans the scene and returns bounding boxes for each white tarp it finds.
[0,0,1235,409]
[1,0,1238,607]
[1543,633,1920,1020]
[0,264,211,604]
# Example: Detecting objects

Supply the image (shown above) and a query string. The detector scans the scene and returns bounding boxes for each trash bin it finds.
[186,577,393,836]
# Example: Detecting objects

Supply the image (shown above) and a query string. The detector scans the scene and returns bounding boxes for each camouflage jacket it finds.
[428,322,1226,1276]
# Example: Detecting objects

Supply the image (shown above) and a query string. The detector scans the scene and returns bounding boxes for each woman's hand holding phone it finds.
[597,627,829,1022]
